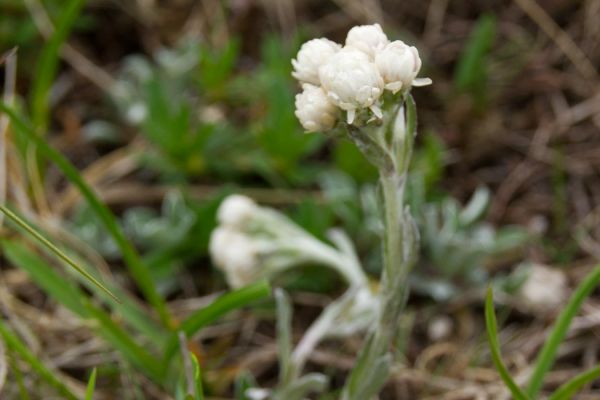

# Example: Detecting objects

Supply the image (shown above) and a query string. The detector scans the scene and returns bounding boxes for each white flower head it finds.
[318,47,384,124]
[217,194,258,227]
[517,264,568,311]
[345,23,389,59]
[292,38,342,85]
[209,227,260,288]
[295,84,338,132]
[375,40,424,93]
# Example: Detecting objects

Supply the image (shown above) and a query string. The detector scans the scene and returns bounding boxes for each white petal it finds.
[412,77,432,87]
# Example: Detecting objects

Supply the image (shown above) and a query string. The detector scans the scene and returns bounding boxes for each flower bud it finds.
[292,38,342,85]
[345,23,389,59]
[217,194,258,227]
[318,48,384,124]
[517,264,568,312]
[295,84,338,132]
[375,40,422,93]
[209,227,260,288]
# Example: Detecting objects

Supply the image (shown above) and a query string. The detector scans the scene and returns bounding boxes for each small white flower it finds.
[345,23,389,59]
[209,227,260,288]
[518,264,568,311]
[217,194,258,227]
[292,38,342,85]
[375,40,425,93]
[319,48,384,124]
[295,84,338,132]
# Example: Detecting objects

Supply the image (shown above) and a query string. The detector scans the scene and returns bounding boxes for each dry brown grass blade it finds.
[513,0,598,81]
[0,339,6,396]
[23,0,115,90]
[0,48,17,228]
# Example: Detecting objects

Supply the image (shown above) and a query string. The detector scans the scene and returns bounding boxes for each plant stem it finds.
[341,97,419,400]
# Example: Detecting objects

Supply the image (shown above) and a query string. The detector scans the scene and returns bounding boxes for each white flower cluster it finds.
[293,23,430,130]
[209,195,263,288]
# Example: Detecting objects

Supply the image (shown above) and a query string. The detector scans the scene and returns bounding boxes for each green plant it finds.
[1,100,272,397]
[486,264,600,399]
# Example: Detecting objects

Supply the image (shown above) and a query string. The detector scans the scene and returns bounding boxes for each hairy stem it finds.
[341,97,418,400]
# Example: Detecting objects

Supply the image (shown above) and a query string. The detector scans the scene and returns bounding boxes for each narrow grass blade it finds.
[163,281,271,363]
[3,239,88,316]
[190,354,204,400]
[275,288,293,384]
[4,238,166,347]
[3,240,163,383]
[31,0,87,130]
[548,364,600,400]
[0,205,118,302]
[0,102,171,327]
[85,368,97,400]
[84,302,163,382]
[527,265,600,397]
[485,288,530,400]
[0,320,78,400]
[8,351,32,400]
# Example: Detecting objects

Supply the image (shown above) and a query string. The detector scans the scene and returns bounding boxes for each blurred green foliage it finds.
[454,14,496,109]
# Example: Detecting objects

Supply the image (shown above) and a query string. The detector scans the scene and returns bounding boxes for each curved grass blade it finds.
[3,239,165,347]
[275,288,293,385]
[527,265,600,397]
[8,352,31,400]
[548,364,600,400]
[0,205,118,302]
[0,320,78,400]
[3,240,163,382]
[188,354,204,400]
[0,102,171,326]
[85,368,97,400]
[31,0,87,130]
[485,287,530,400]
[163,281,271,363]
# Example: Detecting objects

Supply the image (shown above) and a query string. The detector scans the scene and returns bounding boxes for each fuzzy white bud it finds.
[318,48,384,123]
[292,38,342,85]
[345,23,389,59]
[217,194,258,227]
[209,227,260,288]
[295,84,338,132]
[517,264,568,311]
[375,40,423,93]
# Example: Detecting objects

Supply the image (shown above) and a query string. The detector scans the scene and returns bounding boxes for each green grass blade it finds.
[4,237,166,347]
[3,239,163,382]
[84,301,163,382]
[0,102,171,327]
[31,0,87,130]
[191,354,204,400]
[527,265,600,397]
[548,364,600,400]
[163,281,271,363]
[454,13,496,100]
[8,351,32,400]
[485,288,530,400]
[3,239,89,316]
[275,288,293,384]
[0,320,79,400]
[85,368,97,400]
[0,205,118,302]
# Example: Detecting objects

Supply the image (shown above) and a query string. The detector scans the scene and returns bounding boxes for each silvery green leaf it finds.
[273,373,328,400]
[82,120,122,145]
[275,289,294,384]
[459,186,491,226]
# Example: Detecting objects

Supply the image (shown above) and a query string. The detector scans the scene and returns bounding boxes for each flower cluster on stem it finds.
[293,23,430,128]
[292,23,429,400]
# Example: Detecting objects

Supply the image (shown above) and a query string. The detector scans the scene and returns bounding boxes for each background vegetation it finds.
[1,0,600,398]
